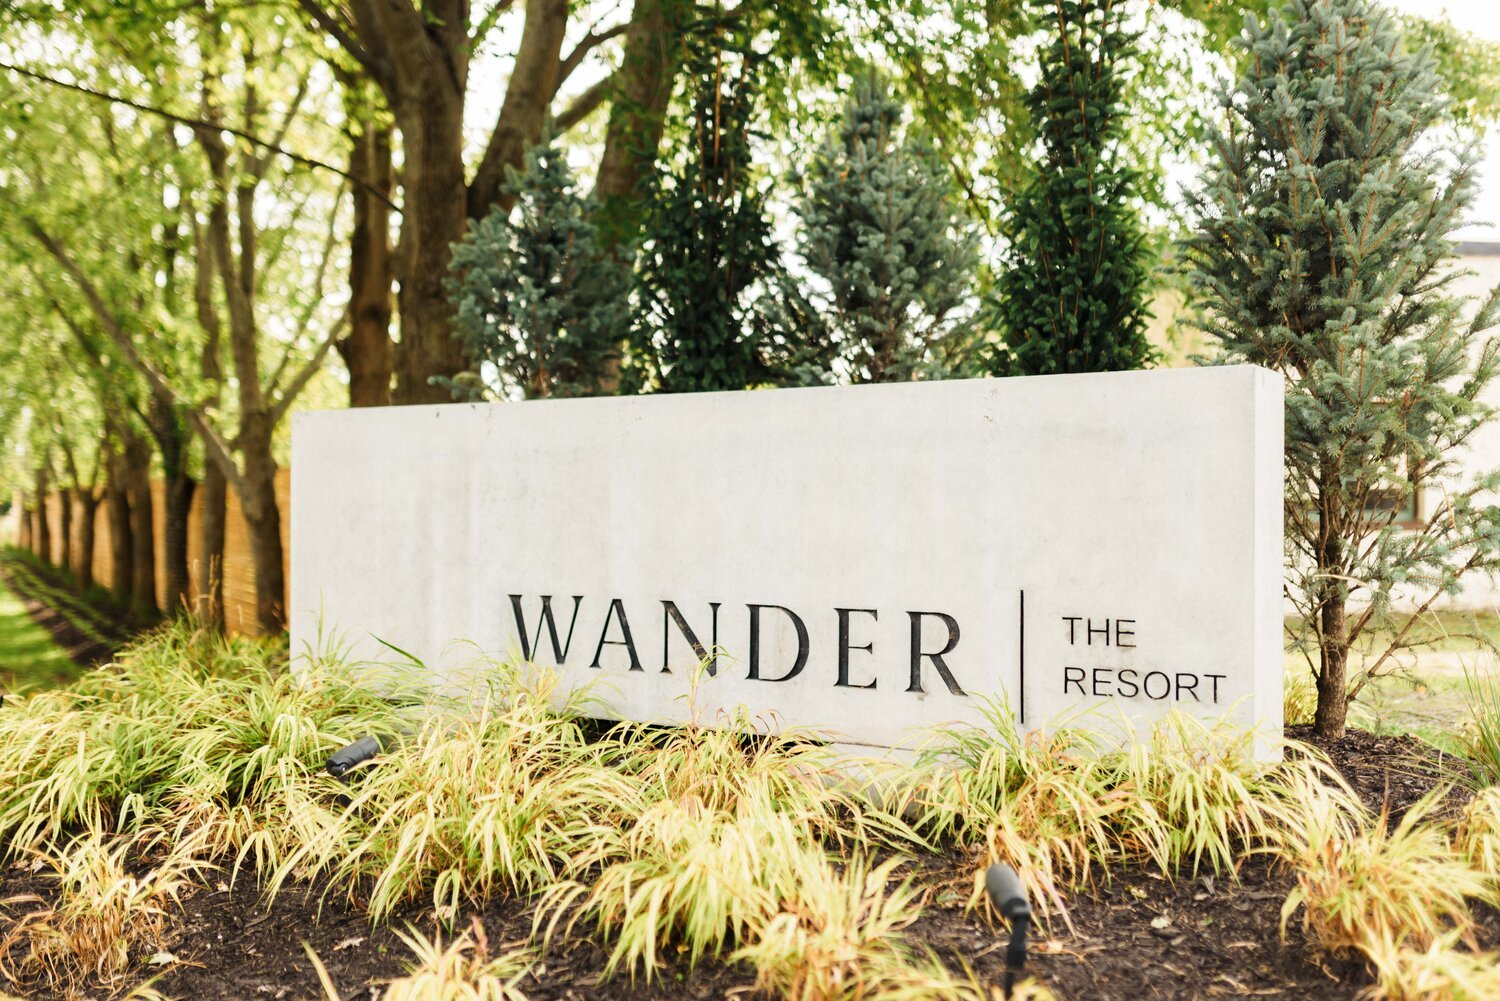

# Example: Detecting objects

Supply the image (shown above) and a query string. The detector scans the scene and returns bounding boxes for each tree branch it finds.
[556,73,613,132]
[271,317,346,425]
[252,68,312,180]
[0,60,398,210]
[26,218,247,495]
[556,22,629,93]
[296,0,391,90]
[467,0,569,219]
[270,185,346,397]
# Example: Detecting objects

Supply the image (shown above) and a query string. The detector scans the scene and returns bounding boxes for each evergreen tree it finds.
[636,21,786,393]
[991,0,1153,375]
[797,71,979,383]
[446,136,629,401]
[1186,0,1500,738]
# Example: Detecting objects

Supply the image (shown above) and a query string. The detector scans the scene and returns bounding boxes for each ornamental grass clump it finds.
[1277,784,1490,961]
[270,667,632,922]
[536,787,817,977]
[1460,669,1500,787]
[603,706,915,850]
[0,619,410,858]
[733,853,966,1001]
[1110,715,1279,878]
[0,827,209,991]
[378,923,534,1001]
[902,703,1297,920]
[1363,934,1500,1001]
[1454,787,1500,888]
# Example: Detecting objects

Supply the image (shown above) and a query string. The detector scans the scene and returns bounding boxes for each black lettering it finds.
[1091,667,1113,698]
[1206,674,1226,704]
[661,600,720,676]
[509,594,583,664]
[1117,668,1140,698]
[907,612,965,695]
[1063,616,1082,644]
[1063,666,1085,695]
[1143,671,1170,700]
[1087,618,1110,646]
[835,608,878,689]
[1115,619,1136,647]
[1175,673,1200,702]
[747,604,808,682]
[590,598,642,671]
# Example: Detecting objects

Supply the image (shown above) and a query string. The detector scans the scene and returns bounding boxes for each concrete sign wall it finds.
[291,367,1284,757]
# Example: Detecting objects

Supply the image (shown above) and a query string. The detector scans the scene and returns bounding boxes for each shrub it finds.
[796,71,979,383]
[990,0,1153,376]
[446,135,629,401]
[1186,0,1500,738]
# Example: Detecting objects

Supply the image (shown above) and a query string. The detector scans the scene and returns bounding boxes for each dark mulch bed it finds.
[0,727,1489,1001]
[1287,723,1470,818]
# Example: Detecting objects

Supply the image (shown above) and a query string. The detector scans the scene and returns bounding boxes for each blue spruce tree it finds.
[797,71,979,383]
[1187,0,1500,738]
[446,136,629,400]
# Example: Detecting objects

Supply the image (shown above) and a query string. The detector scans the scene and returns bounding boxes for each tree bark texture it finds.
[339,116,395,407]
[147,391,195,612]
[123,433,159,618]
[197,463,227,630]
[58,487,73,572]
[76,490,98,591]
[105,450,134,605]
[32,467,51,564]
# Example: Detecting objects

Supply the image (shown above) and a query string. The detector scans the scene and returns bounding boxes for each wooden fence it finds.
[19,469,291,636]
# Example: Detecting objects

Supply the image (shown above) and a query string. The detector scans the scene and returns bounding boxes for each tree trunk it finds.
[58,487,73,573]
[239,414,285,634]
[105,454,134,605]
[198,462,227,630]
[33,467,51,564]
[391,101,470,405]
[1312,469,1350,738]
[339,117,395,407]
[592,0,686,392]
[123,434,159,618]
[1313,597,1349,738]
[17,498,31,552]
[77,491,98,591]
[146,392,195,613]
[595,0,684,239]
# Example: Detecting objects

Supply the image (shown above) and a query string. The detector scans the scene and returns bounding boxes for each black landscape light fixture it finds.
[985,862,1032,999]
[325,734,383,781]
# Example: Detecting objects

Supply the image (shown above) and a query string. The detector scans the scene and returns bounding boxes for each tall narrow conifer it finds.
[1187,0,1500,738]
[992,0,1153,375]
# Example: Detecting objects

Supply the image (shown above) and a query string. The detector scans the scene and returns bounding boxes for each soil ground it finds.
[2,725,1488,1001]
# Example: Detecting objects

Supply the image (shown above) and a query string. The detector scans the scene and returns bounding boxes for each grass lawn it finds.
[1284,608,1500,751]
[0,568,82,692]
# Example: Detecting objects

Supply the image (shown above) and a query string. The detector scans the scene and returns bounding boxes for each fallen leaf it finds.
[148,952,178,966]
[333,936,365,952]
[1150,915,1172,930]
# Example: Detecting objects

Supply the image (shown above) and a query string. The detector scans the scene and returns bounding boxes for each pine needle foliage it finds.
[446,135,629,401]
[635,19,787,393]
[796,71,980,383]
[1185,0,1500,738]
[990,0,1154,376]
